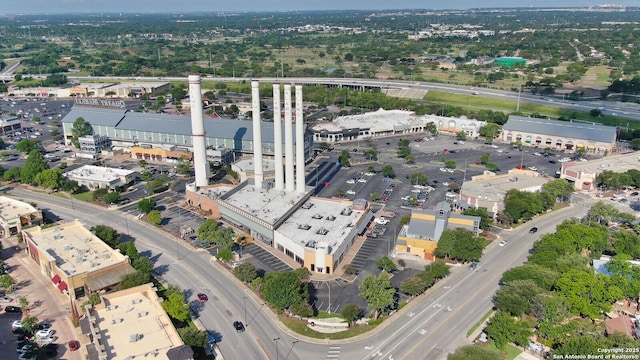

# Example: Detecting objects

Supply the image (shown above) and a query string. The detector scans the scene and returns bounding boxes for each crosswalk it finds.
[326,346,341,359]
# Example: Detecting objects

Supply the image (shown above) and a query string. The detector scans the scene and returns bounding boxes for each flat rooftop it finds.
[0,196,38,220]
[197,185,234,200]
[23,220,128,277]
[93,283,189,360]
[563,151,640,174]
[234,158,276,172]
[312,108,418,132]
[222,185,311,224]
[276,197,365,255]
[65,165,135,182]
[462,170,549,201]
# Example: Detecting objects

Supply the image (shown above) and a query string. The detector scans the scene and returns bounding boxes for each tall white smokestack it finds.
[284,84,295,192]
[251,80,264,190]
[273,83,284,190]
[188,74,208,188]
[295,84,305,193]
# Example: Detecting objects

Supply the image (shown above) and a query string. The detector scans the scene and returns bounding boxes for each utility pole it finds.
[516,85,521,112]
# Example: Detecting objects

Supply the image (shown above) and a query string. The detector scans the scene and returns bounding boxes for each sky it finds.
[1,1,638,14]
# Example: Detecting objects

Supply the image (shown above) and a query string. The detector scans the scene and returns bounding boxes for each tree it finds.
[21,150,49,184]
[234,263,258,282]
[132,257,154,275]
[494,280,545,316]
[400,276,428,296]
[542,179,574,204]
[555,269,620,319]
[177,325,207,347]
[34,168,64,190]
[479,153,490,165]
[343,264,357,275]
[447,345,503,360]
[484,311,533,349]
[216,248,233,261]
[103,191,120,204]
[381,165,395,178]
[119,271,151,289]
[444,159,456,169]
[162,285,190,322]
[501,264,559,291]
[15,139,40,154]
[456,131,466,140]
[342,303,362,324]
[70,117,93,148]
[0,274,15,291]
[137,197,157,214]
[462,208,491,230]
[176,156,192,175]
[20,315,39,333]
[261,271,309,310]
[409,172,429,186]
[147,210,162,225]
[585,201,620,226]
[375,256,397,272]
[91,225,121,248]
[358,271,396,319]
[434,228,483,262]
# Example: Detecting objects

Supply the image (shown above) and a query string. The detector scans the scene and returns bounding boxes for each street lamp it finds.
[273,337,281,360]
[242,296,248,326]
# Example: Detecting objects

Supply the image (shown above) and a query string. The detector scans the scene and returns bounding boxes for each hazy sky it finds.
[1,0,638,14]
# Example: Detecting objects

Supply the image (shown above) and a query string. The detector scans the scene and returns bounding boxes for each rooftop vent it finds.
[129,334,142,343]
[302,202,314,209]
[312,214,323,220]
[297,224,311,230]
[112,318,124,324]
[340,208,353,216]
[137,311,149,318]
[132,298,142,304]
[326,215,336,221]
[106,305,118,311]
[316,228,329,235]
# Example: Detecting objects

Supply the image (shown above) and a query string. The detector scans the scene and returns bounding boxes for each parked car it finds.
[498,240,508,247]
[0,296,13,303]
[12,320,22,329]
[36,329,55,339]
[68,340,80,351]
[6,306,22,313]
[374,217,390,225]
[197,293,208,302]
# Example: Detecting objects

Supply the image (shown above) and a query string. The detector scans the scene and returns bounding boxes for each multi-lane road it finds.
[8,185,594,360]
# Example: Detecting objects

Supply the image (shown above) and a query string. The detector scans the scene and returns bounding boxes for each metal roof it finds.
[61,107,127,127]
[502,116,617,143]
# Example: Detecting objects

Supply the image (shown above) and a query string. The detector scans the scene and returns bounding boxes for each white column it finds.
[284,84,294,192]
[273,83,284,190]
[188,74,208,188]
[295,84,305,193]
[251,80,263,190]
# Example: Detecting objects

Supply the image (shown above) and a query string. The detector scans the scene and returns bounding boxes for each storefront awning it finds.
[577,144,584,148]
[57,281,68,291]
[51,274,61,284]
[587,145,595,149]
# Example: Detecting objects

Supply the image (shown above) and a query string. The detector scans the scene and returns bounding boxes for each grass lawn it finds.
[314,311,345,320]
[281,316,377,340]
[73,191,93,201]
[466,310,494,337]
[484,342,522,360]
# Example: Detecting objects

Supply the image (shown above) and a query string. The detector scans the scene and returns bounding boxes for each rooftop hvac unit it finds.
[111,318,124,324]
[129,334,142,343]
[106,305,117,311]
[137,311,149,318]
[132,298,142,304]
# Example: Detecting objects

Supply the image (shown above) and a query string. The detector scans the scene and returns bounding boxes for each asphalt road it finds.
[7,184,597,360]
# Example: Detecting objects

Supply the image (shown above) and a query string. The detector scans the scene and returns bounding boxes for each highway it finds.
[61,75,640,121]
[8,187,595,360]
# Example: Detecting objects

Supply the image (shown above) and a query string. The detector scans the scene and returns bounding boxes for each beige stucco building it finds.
[0,196,43,238]
[83,283,193,360]
[560,151,640,191]
[22,220,135,299]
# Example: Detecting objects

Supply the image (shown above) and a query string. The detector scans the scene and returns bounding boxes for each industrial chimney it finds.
[284,84,295,192]
[273,83,284,190]
[188,75,209,188]
[295,84,305,193]
[251,80,264,190]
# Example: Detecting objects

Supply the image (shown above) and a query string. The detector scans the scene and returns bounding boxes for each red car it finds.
[515,165,525,170]
[68,340,80,351]
[198,293,208,302]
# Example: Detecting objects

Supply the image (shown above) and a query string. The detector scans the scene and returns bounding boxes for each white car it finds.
[498,240,508,247]
[528,166,538,171]
[0,296,13,303]
[374,217,390,225]
[37,335,56,344]
[440,168,448,172]
[496,149,503,153]
[533,152,542,156]
[442,182,450,186]
[36,329,55,338]
[12,320,22,329]
[346,190,356,195]
[346,179,355,184]
[447,168,455,173]
[490,144,499,148]
[357,179,367,183]
[364,172,375,176]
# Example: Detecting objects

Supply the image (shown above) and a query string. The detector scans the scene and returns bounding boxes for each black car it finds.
[529,227,538,234]
[44,347,58,357]
[44,343,59,350]
[233,321,245,332]
[38,322,52,330]
[6,306,22,313]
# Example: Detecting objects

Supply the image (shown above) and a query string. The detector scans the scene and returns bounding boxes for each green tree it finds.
[137,197,157,214]
[261,271,309,310]
[462,208,491,230]
[484,311,533,349]
[358,271,396,319]
[177,325,207,347]
[70,117,93,148]
[132,257,154,275]
[341,303,361,324]
[0,274,15,291]
[162,285,190,322]
[555,269,621,319]
[216,248,233,261]
[91,225,121,248]
[409,173,429,186]
[176,156,192,175]
[479,153,490,165]
[3,167,21,182]
[15,139,40,154]
[434,228,483,262]
[444,159,456,169]
[375,256,397,272]
[399,214,411,226]
[20,315,39,333]
[87,293,102,306]
[343,264,357,275]
[501,264,559,291]
[147,210,162,225]
[34,168,64,190]
[21,150,49,184]
[447,345,503,360]
[234,263,258,282]
[494,280,545,316]
[456,131,466,140]
[585,201,620,226]
[400,276,428,296]
[554,335,601,357]
[542,179,574,203]
[381,165,395,178]
[119,271,151,289]
[102,191,120,204]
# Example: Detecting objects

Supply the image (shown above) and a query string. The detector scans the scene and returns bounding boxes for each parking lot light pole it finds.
[242,296,247,325]
[273,337,281,360]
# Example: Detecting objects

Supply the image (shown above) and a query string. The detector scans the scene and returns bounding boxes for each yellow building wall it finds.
[324,253,334,274]
[397,236,438,259]
[447,218,475,226]
[303,249,315,272]
[411,213,435,221]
